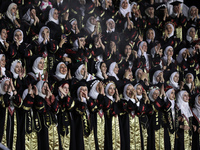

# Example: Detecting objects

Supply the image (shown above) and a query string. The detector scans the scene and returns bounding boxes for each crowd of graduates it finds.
[0,0,200,149]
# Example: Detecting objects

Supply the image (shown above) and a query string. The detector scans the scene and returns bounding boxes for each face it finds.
[136,85,142,96]
[0,56,6,67]
[80,86,88,97]
[53,9,59,20]
[166,24,173,35]
[79,0,86,5]
[167,48,173,57]
[148,7,154,16]
[132,4,137,14]
[90,16,97,25]
[110,41,116,49]
[156,72,163,82]
[121,0,128,9]
[173,73,179,83]
[108,20,115,29]
[1,29,7,40]
[59,64,67,75]
[14,62,22,74]
[182,50,187,58]
[186,74,193,84]
[11,5,17,16]
[79,37,86,47]
[107,0,112,7]
[72,21,77,30]
[42,28,49,39]
[3,80,10,92]
[15,31,23,42]
[173,4,180,14]
[113,64,119,74]
[62,83,69,94]
[142,42,147,52]
[147,29,154,40]
[128,71,133,80]
[38,58,44,70]
[30,9,36,19]
[107,84,115,96]
[137,69,143,80]
[42,82,48,95]
[182,91,189,102]
[189,28,196,38]
[152,89,160,100]
[190,7,197,17]
[80,65,86,76]
[124,45,132,56]
[169,89,175,100]
[100,63,107,73]
[126,85,134,98]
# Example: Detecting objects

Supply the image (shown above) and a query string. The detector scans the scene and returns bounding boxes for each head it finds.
[124,45,132,56]
[71,20,77,30]
[79,0,86,5]
[59,63,67,75]
[190,6,197,17]
[0,55,6,67]
[185,73,193,84]
[14,30,23,42]
[79,37,86,47]
[136,69,143,80]
[121,0,129,9]
[181,49,187,59]
[169,89,175,100]
[10,4,17,16]
[80,65,86,76]
[125,84,134,98]
[173,72,179,83]
[30,8,36,19]
[131,3,138,14]
[42,28,50,39]
[155,71,163,82]
[0,29,7,40]
[53,9,59,20]
[79,86,88,97]
[113,63,119,74]
[182,91,189,102]
[173,3,181,14]
[62,83,69,94]
[90,16,97,25]
[188,27,196,39]
[166,24,174,35]
[107,83,116,96]
[167,47,173,57]
[41,82,49,95]
[146,29,155,40]
[38,58,44,70]
[152,89,160,100]
[136,84,143,96]
[142,42,147,52]
[3,80,10,92]
[14,62,22,74]
[100,62,107,74]
[147,7,154,17]
[107,19,115,30]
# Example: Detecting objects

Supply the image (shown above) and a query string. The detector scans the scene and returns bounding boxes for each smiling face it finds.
[1,29,7,40]
[14,62,22,74]
[182,91,189,102]
[121,0,128,9]
[167,48,173,57]
[15,31,23,42]
[136,84,142,96]
[72,21,77,30]
[59,64,67,75]
[126,85,134,98]
[185,74,193,84]
[100,63,107,74]
[38,58,44,70]
[107,84,115,96]
[147,29,154,40]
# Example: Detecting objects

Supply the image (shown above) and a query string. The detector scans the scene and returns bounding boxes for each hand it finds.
[193,125,197,132]
[44,71,48,82]
[164,29,168,39]
[33,85,38,95]
[58,86,66,98]
[126,12,130,18]
[124,69,131,79]
[115,89,120,102]
[99,82,105,95]
[38,72,42,81]
[183,125,190,130]
[19,67,25,79]
[59,35,67,48]
[4,41,9,51]
[28,84,33,95]
[15,37,20,47]
[138,35,143,41]
[75,25,80,34]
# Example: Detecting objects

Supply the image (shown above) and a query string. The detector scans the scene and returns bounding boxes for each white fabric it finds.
[36,80,46,99]
[193,94,200,120]
[105,82,115,102]
[95,62,104,80]
[107,62,119,80]
[89,80,100,100]
[152,70,162,84]
[38,26,50,44]
[169,72,179,90]
[0,54,6,76]
[75,64,84,81]
[55,62,67,79]
[166,89,175,120]
[119,0,131,18]
[10,60,22,79]
[40,1,52,11]
[22,8,34,25]
[165,23,174,38]
[162,46,174,64]
[6,3,17,23]
[137,41,149,70]
[106,18,115,33]
[0,77,10,95]
[46,8,59,25]
[32,57,44,78]
[186,27,195,43]
[135,68,142,83]
[176,48,187,64]
[85,16,96,34]
[22,89,28,100]
[149,88,159,102]
[13,29,23,44]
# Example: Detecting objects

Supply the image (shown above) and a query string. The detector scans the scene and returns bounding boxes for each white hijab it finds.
[6,3,17,23]
[22,89,28,100]
[135,68,142,83]
[95,61,104,80]
[193,94,200,120]
[36,80,46,99]
[119,0,131,18]
[169,72,179,90]
[85,16,96,34]
[46,8,59,25]
[0,54,6,76]
[10,60,22,79]
[138,41,149,69]
[75,64,84,81]
[162,46,174,64]
[32,57,44,78]
[106,18,115,33]
[152,70,162,85]
[77,86,87,104]
[13,29,23,44]
[55,62,67,79]
[149,88,160,102]
[166,88,175,120]
[176,48,187,64]
[165,23,174,38]
[0,77,10,95]
[134,83,143,100]
[72,39,79,51]
[89,80,100,100]
[177,90,193,120]
[185,73,194,90]
[186,27,195,43]
[38,26,50,44]
[22,8,34,25]
[123,84,136,103]
[107,62,119,80]
[105,82,115,102]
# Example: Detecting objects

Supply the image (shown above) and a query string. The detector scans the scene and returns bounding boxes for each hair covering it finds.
[22,8,35,25]
[38,26,50,44]
[106,18,115,33]
[107,62,119,80]
[135,68,143,83]
[134,83,143,100]
[152,70,162,84]
[0,29,6,46]
[95,61,104,80]
[176,48,187,64]
[75,64,84,81]
[85,16,96,34]
[10,60,22,79]
[105,82,115,102]
[166,88,175,120]
[0,54,6,76]
[119,0,131,17]
[137,41,149,69]
[145,5,154,18]
[169,72,179,90]
[0,77,10,95]
[186,27,195,42]
[22,89,28,100]
[101,0,110,10]
[55,62,67,79]
[193,94,200,120]
[162,46,174,64]
[165,23,174,38]
[123,84,136,103]
[6,3,17,23]
[149,88,160,102]
[77,86,87,104]
[89,80,100,100]
[177,90,193,120]
[46,8,59,25]
[32,57,44,78]
[188,6,198,20]
[13,29,23,44]
[185,73,194,89]
[36,80,46,99]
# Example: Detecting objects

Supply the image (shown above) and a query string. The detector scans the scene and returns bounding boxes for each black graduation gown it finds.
[192,112,200,150]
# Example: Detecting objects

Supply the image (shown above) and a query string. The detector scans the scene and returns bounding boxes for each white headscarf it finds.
[134,83,143,100]
[105,82,115,102]
[119,0,131,18]
[137,41,149,69]
[72,39,79,51]
[55,62,67,79]
[188,6,198,20]
[89,80,100,100]
[32,57,44,78]
[162,46,174,64]
[10,60,22,79]
[75,64,84,81]
[22,89,28,100]
[193,94,200,120]
[177,90,193,120]
[165,23,174,38]
[0,54,6,76]
[0,30,6,46]
[169,72,179,90]
[123,84,136,103]
[152,70,162,84]
[176,48,187,64]
[22,8,34,25]
[77,86,87,104]
[0,77,10,95]
[135,68,142,83]
[38,26,50,44]
[6,3,17,23]
[46,8,59,25]
[36,80,46,99]
[85,16,96,34]
[70,18,77,33]
[106,18,115,33]
[166,88,175,120]
[101,0,110,10]
[13,29,23,44]
[186,27,195,43]
[95,62,104,80]
[149,88,160,102]
[124,20,133,31]
[185,73,194,90]
[107,62,119,80]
